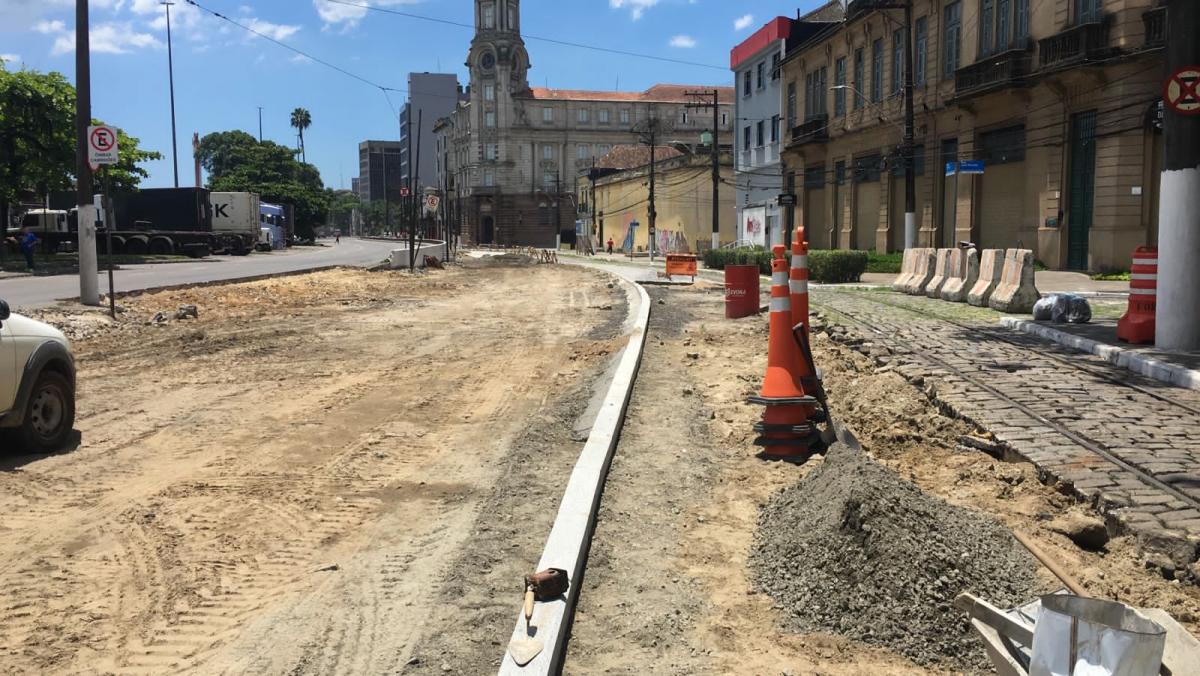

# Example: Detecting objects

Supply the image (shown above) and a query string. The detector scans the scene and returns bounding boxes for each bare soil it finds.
[0,263,625,675]
[566,281,1200,675]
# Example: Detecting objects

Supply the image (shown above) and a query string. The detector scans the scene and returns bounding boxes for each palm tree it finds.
[290,107,312,163]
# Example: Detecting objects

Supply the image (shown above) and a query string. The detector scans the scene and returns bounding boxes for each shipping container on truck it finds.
[210,192,260,255]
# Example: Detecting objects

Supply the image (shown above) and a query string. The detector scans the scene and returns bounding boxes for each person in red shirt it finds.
[606,237,614,254]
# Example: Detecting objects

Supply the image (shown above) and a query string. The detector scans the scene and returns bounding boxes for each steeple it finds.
[468,0,529,93]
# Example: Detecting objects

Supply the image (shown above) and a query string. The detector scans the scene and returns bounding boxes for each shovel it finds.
[793,323,861,452]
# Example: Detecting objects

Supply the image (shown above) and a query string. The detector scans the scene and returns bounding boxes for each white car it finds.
[0,300,76,452]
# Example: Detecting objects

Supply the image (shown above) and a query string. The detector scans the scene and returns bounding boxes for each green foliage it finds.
[97,126,163,195]
[290,108,311,162]
[1091,269,1130,281]
[809,250,869,283]
[325,189,361,230]
[866,251,903,274]
[199,131,327,241]
[703,246,869,283]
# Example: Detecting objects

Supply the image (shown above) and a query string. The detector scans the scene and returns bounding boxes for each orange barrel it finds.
[725,264,761,319]
[1117,246,1157,345]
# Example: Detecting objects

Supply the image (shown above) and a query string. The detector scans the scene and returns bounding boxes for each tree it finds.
[95,126,164,195]
[0,64,75,228]
[198,130,328,241]
[290,108,311,163]
[325,188,361,231]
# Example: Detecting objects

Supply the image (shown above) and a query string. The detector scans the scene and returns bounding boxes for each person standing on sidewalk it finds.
[19,229,38,271]
[606,236,614,254]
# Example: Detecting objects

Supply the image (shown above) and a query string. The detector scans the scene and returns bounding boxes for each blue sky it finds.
[0,0,822,190]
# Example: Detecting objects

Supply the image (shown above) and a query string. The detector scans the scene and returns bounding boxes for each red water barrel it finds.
[1117,247,1157,344]
[725,264,761,319]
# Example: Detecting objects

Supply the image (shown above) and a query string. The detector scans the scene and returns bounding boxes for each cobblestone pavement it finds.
[811,288,1200,580]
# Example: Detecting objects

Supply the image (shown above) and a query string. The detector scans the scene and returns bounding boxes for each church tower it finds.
[466,0,530,136]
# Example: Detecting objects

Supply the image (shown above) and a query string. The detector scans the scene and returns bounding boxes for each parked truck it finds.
[260,202,286,251]
[210,192,260,255]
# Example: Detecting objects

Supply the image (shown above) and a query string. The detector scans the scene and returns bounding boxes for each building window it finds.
[598,109,610,123]
[543,144,554,160]
[484,143,498,160]
[835,160,846,185]
[743,125,751,151]
[981,0,995,57]
[620,109,630,124]
[543,170,556,189]
[915,17,928,85]
[681,110,689,125]
[804,68,827,119]
[1015,0,1030,40]
[771,114,780,143]
[482,4,494,29]
[484,84,495,101]
[997,0,1011,50]
[1076,0,1101,24]
[743,70,752,97]
[484,169,495,186]
[577,144,589,160]
[786,81,798,129]
[892,29,904,96]
[853,48,865,109]
[771,53,782,80]
[854,153,883,182]
[597,143,611,156]
[834,57,847,116]
[804,165,824,189]
[757,62,766,90]
[485,111,496,128]
[978,125,1026,164]
[577,108,589,123]
[756,120,765,147]
[543,107,553,122]
[721,112,729,125]
[944,1,962,76]
[871,39,883,103]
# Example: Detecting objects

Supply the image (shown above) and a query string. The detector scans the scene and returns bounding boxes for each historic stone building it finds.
[781,0,1167,271]
[438,0,735,247]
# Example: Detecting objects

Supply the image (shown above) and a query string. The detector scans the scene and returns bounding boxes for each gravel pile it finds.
[751,445,1044,671]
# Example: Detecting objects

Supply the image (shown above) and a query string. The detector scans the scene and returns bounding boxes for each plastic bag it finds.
[1033,294,1092,324]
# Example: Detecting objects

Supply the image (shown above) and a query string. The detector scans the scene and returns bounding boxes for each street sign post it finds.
[423,194,440,214]
[87,124,119,318]
[1164,66,1200,116]
[778,193,797,206]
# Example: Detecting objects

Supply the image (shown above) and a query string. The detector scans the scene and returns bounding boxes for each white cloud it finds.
[609,0,659,21]
[734,14,754,31]
[313,0,422,30]
[668,34,696,49]
[46,21,163,56]
[0,53,21,66]
[34,19,66,34]
[243,18,301,41]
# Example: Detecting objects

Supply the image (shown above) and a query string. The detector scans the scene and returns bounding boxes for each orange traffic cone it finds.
[790,226,810,339]
[749,245,821,461]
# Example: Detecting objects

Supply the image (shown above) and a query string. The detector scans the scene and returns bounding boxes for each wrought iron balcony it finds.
[1038,15,1114,70]
[791,115,829,146]
[954,49,1032,99]
[1143,7,1166,50]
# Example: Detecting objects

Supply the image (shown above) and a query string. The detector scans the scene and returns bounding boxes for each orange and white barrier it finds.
[1117,246,1157,344]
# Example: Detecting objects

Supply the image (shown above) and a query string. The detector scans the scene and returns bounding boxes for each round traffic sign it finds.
[1164,66,1200,116]
[90,126,115,152]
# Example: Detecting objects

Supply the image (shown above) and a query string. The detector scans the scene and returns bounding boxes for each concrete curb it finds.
[498,271,651,675]
[1000,317,1200,391]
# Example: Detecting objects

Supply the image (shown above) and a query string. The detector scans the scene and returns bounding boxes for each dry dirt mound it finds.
[460,253,536,268]
[751,445,1045,671]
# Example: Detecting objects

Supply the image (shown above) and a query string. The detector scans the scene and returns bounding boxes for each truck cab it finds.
[19,210,71,235]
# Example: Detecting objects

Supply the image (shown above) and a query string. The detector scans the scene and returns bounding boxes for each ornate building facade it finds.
[438,0,735,247]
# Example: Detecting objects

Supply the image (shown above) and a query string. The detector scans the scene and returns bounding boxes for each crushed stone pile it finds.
[751,445,1045,671]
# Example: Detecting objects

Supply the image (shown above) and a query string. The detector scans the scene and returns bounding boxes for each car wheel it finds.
[17,371,75,453]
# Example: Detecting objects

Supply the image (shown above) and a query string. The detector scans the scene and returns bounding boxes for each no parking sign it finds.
[1164,66,1200,116]
[87,124,118,170]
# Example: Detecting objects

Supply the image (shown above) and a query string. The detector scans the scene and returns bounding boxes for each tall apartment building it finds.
[731,6,844,248]
[357,140,405,204]
[436,0,735,248]
[398,73,463,191]
[781,0,1167,271]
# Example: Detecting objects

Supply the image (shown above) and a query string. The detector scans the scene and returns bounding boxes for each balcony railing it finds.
[1143,7,1166,49]
[1038,15,1114,70]
[955,49,1031,98]
[791,115,829,145]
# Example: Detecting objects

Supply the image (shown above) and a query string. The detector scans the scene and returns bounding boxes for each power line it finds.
[320,0,728,72]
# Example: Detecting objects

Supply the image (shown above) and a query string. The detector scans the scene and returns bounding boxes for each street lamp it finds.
[162,1,180,188]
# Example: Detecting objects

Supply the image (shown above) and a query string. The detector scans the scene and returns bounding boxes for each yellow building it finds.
[579,145,736,253]
[779,0,1166,271]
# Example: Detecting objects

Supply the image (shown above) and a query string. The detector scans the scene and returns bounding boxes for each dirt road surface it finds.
[1,262,625,675]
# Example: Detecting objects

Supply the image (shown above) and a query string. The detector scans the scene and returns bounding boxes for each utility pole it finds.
[163,1,179,188]
[409,110,422,272]
[903,0,916,250]
[686,90,723,250]
[257,106,263,142]
[633,114,671,263]
[590,157,598,255]
[76,0,99,306]
[1156,0,1200,350]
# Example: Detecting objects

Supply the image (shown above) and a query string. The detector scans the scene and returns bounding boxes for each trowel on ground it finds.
[793,323,861,452]
[506,568,569,667]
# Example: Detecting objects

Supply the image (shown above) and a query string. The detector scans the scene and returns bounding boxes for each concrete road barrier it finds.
[390,240,447,269]
[968,249,1005,307]
[892,249,918,292]
[988,249,1041,314]
[925,249,954,298]
[940,248,979,303]
[903,249,937,295]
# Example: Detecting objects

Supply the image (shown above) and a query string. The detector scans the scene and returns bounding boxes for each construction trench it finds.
[2,252,1198,674]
